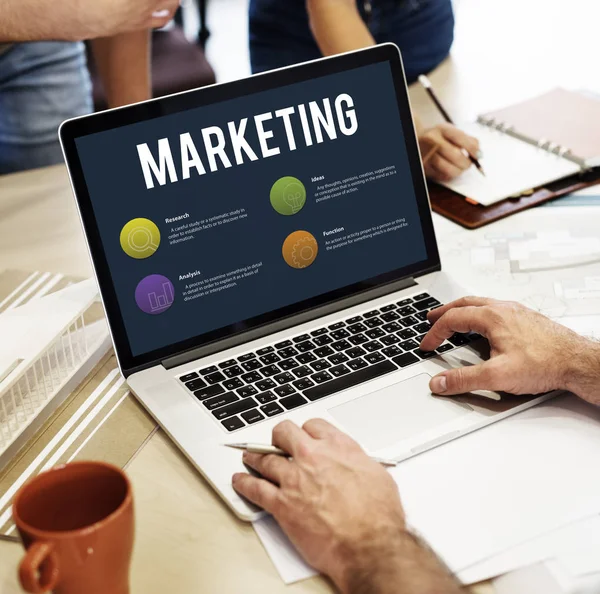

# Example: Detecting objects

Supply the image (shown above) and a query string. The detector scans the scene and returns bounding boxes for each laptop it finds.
[60,44,553,521]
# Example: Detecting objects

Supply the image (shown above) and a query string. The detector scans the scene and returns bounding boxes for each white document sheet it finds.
[254,394,600,585]
[438,122,580,206]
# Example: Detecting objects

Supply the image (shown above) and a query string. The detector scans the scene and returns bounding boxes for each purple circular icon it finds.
[135,274,175,315]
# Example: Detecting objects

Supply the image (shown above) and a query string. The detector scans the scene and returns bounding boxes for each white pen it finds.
[225,442,397,467]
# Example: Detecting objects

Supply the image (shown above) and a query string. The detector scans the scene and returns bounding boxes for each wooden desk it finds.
[0,0,596,591]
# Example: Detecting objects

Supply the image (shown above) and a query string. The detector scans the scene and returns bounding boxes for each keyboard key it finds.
[275,340,292,349]
[346,315,363,324]
[449,333,470,346]
[399,339,419,351]
[416,349,436,359]
[382,345,402,357]
[213,397,258,420]
[413,297,441,311]
[280,358,300,370]
[396,298,413,306]
[312,371,333,384]
[241,371,262,383]
[364,317,383,328]
[184,378,207,392]
[237,385,258,398]
[392,352,420,367]
[241,359,262,372]
[397,328,417,340]
[222,416,245,432]
[260,364,280,377]
[413,293,430,301]
[363,340,383,353]
[238,353,256,362]
[260,353,281,365]
[363,310,380,318]
[381,334,400,346]
[256,378,276,391]
[399,316,418,328]
[348,334,369,345]
[180,372,199,383]
[416,334,427,344]
[310,328,328,337]
[257,346,274,355]
[348,322,368,334]
[293,334,311,343]
[437,343,454,353]
[204,392,239,411]
[304,360,396,401]
[280,393,308,410]
[365,328,385,339]
[398,306,416,317]
[414,322,432,334]
[310,359,331,371]
[279,346,299,359]
[274,372,295,385]
[296,340,316,353]
[414,310,429,322]
[223,378,244,391]
[257,391,277,405]
[222,365,244,378]
[348,357,368,371]
[199,365,218,376]
[331,339,352,352]
[292,365,312,378]
[347,346,366,358]
[330,364,351,377]
[274,384,296,397]
[380,304,397,312]
[381,311,400,322]
[219,359,237,369]
[329,353,349,365]
[293,378,315,390]
[315,345,335,357]
[241,409,264,424]
[382,322,401,333]
[313,335,333,346]
[365,352,385,364]
[193,385,225,400]
[331,329,350,340]
[261,402,284,417]
[205,371,226,385]
[328,322,345,330]
[297,352,317,364]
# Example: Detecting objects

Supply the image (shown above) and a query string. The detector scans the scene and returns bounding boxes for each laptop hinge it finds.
[161,276,419,371]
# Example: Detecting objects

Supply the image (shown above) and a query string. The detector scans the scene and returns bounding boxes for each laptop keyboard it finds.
[177,292,479,432]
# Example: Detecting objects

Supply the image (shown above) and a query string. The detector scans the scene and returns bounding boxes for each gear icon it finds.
[282,230,319,269]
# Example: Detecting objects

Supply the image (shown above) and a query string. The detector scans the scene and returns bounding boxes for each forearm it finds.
[0,0,72,41]
[564,339,600,405]
[91,31,151,108]
[334,529,463,594]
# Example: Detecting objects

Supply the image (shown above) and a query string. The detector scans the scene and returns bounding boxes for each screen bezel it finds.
[60,44,440,375]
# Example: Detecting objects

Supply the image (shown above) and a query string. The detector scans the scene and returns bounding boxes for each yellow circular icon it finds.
[282,230,319,269]
[120,218,161,259]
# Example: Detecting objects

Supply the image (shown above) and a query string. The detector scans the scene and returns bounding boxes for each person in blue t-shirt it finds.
[249,0,479,182]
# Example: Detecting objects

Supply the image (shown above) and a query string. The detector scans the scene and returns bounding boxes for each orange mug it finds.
[12,461,134,594]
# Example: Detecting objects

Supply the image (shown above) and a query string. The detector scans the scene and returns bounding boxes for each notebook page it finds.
[438,122,580,206]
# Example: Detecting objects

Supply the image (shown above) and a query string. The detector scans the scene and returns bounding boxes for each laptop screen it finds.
[65,46,439,371]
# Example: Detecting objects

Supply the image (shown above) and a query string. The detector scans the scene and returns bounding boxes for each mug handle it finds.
[19,541,59,593]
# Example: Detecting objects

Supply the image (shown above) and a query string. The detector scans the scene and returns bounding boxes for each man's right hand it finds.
[421,297,600,405]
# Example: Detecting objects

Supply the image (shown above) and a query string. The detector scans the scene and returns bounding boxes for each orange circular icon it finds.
[282,230,319,269]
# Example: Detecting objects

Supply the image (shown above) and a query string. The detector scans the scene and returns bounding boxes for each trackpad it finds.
[329,374,473,451]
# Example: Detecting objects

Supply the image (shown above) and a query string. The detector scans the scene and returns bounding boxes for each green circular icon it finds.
[270,176,306,216]
[120,218,161,259]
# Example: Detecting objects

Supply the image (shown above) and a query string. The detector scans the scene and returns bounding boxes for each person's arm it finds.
[232,419,463,594]
[91,31,152,108]
[421,296,600,405]
[0,0,178,42]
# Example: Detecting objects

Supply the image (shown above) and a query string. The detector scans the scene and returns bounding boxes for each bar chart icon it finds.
[135,274,175,315]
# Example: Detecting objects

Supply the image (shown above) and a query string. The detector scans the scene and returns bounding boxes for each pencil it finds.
[226,443,397,467]
[418,75,485,177]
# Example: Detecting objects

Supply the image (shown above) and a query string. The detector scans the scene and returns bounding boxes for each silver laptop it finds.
[60,45,552,521]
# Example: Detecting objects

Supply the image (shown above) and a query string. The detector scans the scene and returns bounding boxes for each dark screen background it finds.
[75,62,427,356]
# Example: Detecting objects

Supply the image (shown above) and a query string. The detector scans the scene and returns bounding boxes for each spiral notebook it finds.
[437,88,600,207]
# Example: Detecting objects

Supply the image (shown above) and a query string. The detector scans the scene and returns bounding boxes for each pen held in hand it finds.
[418,74,486,177]
[225,443,398,467]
